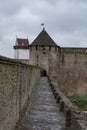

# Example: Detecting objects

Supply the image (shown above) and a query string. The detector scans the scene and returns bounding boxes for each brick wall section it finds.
[0,56,40,130]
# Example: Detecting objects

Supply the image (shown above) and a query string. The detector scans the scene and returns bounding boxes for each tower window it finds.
[35,46,37,50]
[49,46,51,51]
[43,52,46,54]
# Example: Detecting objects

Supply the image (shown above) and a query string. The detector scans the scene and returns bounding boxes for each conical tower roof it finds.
[31,29,58,46]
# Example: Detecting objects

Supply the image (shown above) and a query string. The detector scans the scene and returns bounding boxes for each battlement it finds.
[61,47,87,53]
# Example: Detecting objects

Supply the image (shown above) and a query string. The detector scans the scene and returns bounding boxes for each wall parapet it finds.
[0,56,40,130]
[61,47,87,54]
[48,76,87,130]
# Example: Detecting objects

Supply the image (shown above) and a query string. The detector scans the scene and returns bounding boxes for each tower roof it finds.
[14,38,29,49]
[16,38,29,46]
[31,29,58,46]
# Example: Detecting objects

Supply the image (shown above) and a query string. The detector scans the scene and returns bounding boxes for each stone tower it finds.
[13,38,29,64]
[30,28,59,76]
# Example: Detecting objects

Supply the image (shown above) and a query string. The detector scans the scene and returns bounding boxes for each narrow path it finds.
[20,77,66,130]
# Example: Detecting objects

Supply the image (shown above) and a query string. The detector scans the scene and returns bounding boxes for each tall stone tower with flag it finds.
[29,27,59,76]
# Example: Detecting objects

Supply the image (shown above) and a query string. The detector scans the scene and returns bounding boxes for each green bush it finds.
[70,94,87,111]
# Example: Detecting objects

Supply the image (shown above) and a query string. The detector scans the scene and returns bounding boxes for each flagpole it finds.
[41,23,45,30]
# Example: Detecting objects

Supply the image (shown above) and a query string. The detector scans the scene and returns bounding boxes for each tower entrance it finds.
[41,70,47,76]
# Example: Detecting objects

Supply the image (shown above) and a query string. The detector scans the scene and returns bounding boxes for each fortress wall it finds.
[30,46,59,76]
[49,50,58,76]
[58,48,87,96]
[0,56,40,130]
[49,77,87,130]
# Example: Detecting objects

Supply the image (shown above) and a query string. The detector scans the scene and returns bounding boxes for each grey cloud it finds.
[0,1,22,16]
[0,0,87,57]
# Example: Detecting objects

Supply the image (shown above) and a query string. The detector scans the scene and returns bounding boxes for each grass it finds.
[70,94,87,111]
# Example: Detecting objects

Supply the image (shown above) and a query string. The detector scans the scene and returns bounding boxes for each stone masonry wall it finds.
[0,56,40,130]
[58,48,87,96]
[30,46,58,76]
[49,77,87,130]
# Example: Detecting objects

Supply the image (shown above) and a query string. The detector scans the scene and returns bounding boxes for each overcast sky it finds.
[0,0,87,58]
